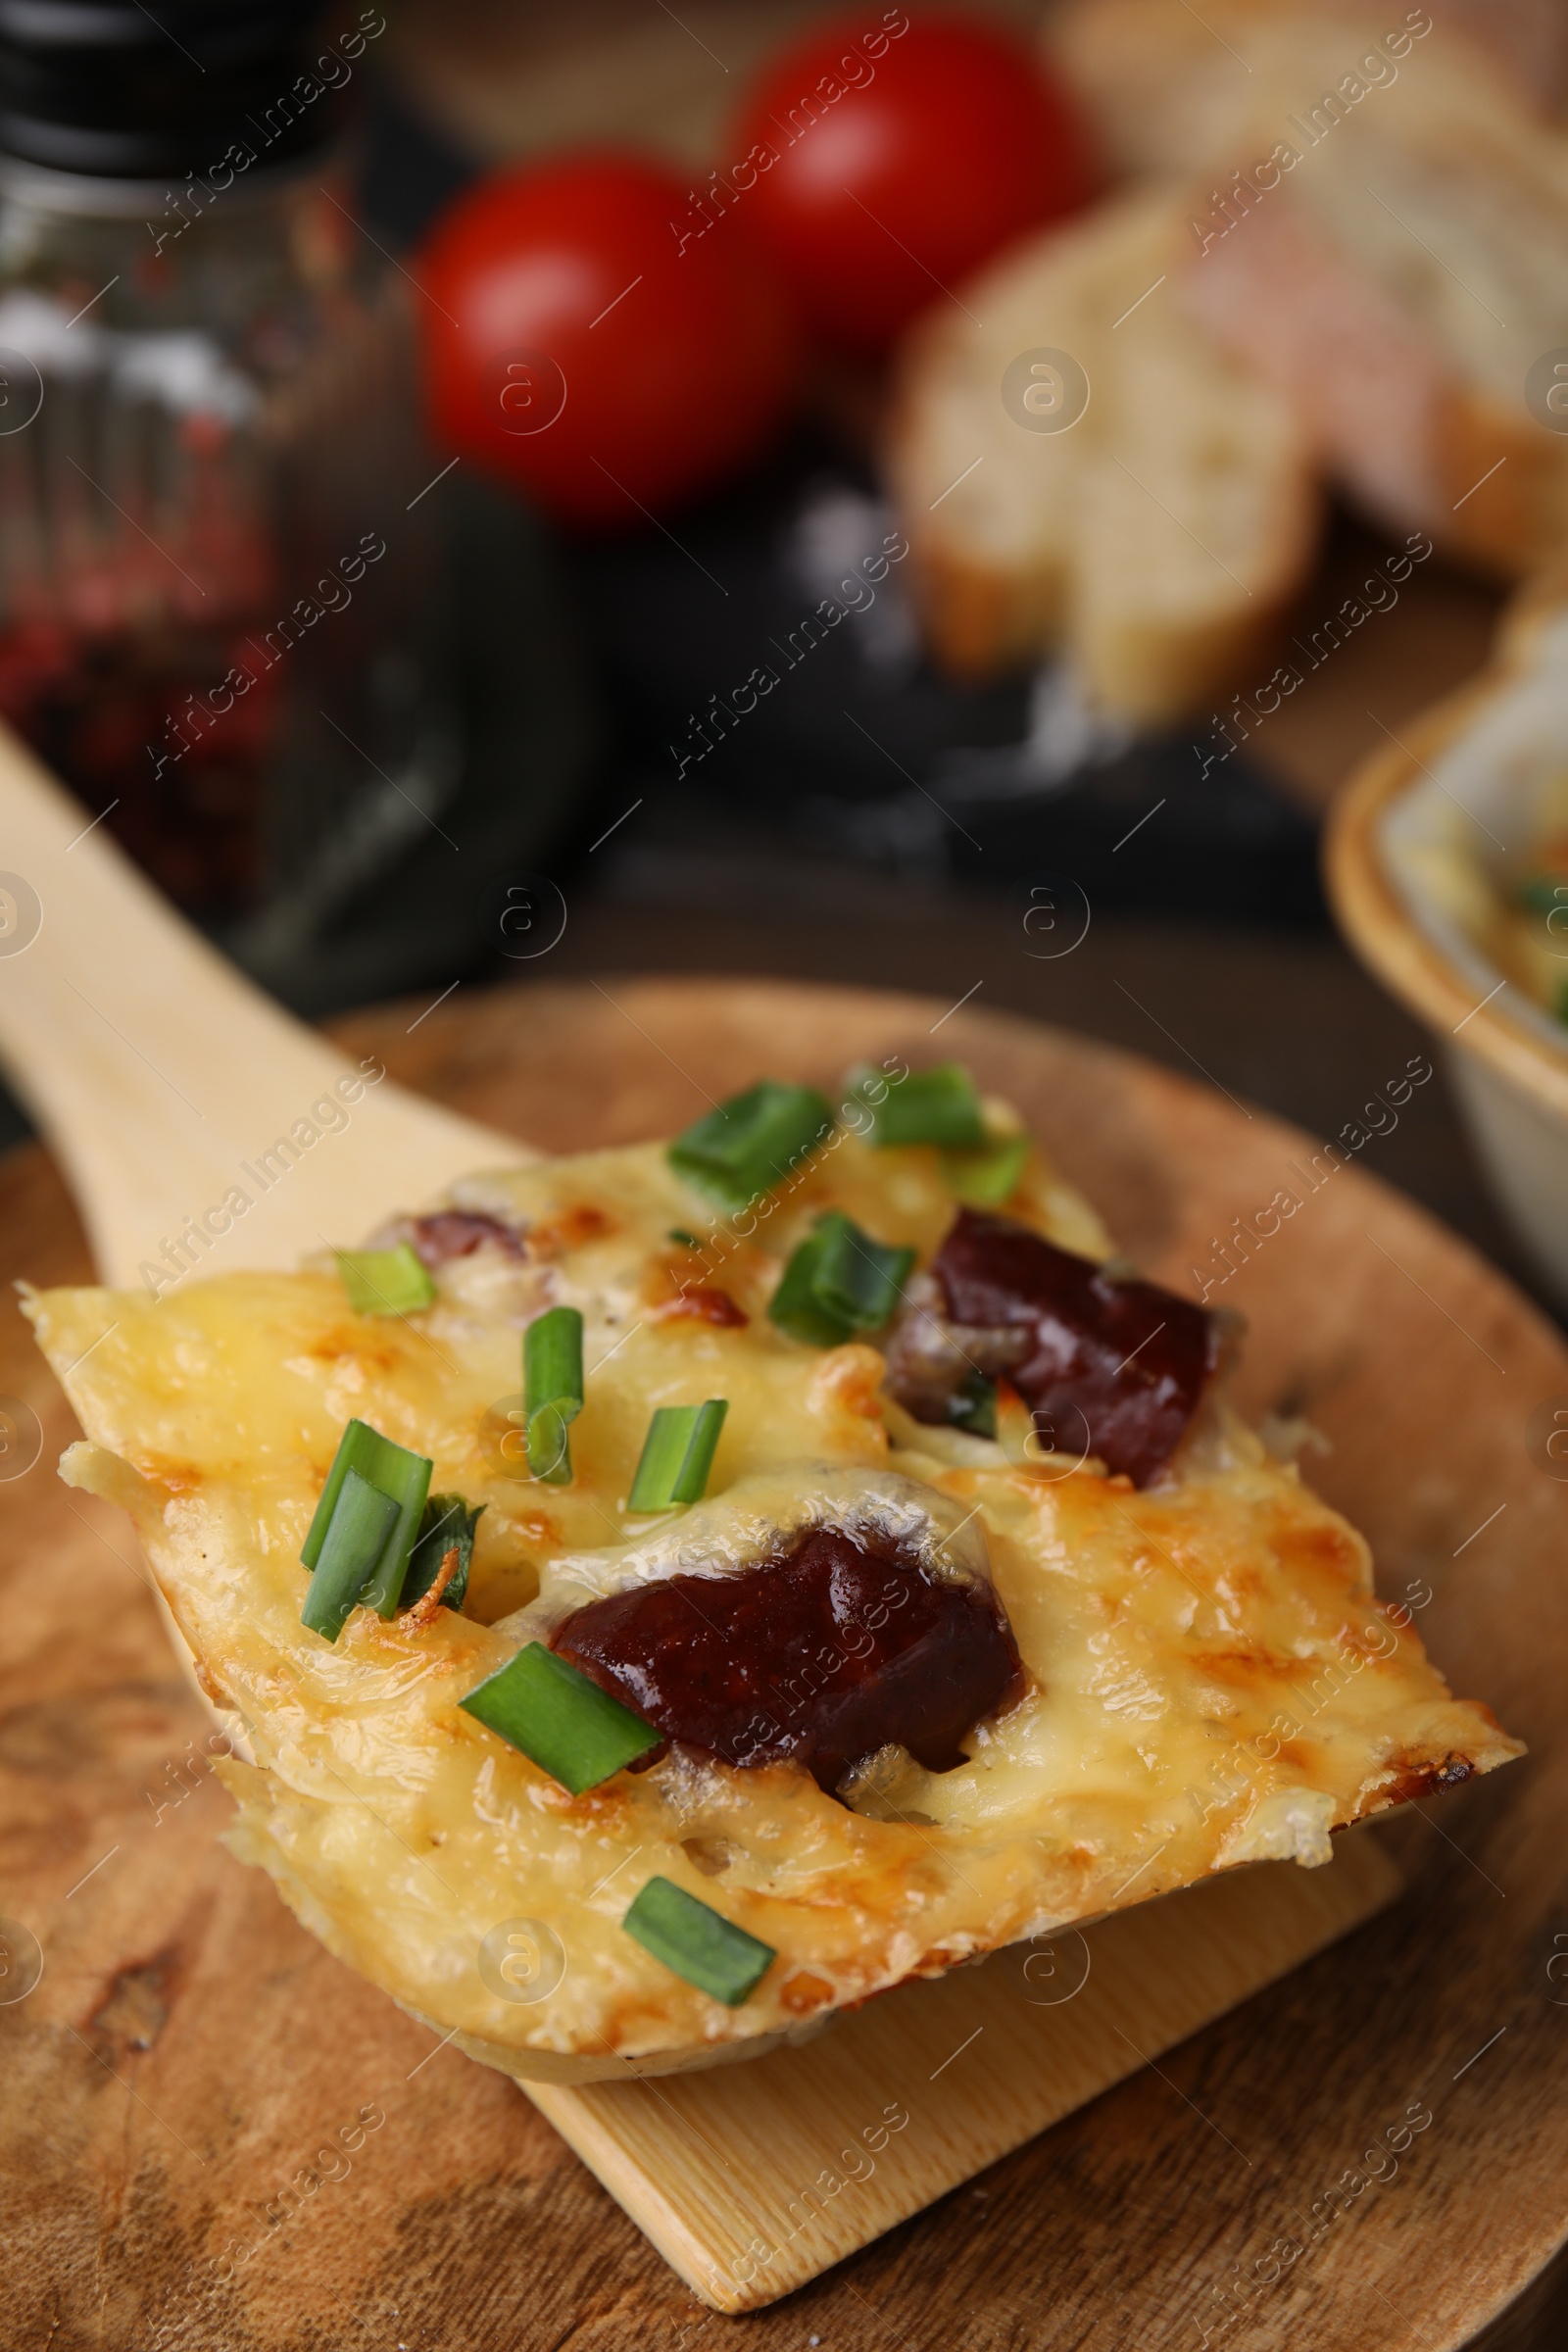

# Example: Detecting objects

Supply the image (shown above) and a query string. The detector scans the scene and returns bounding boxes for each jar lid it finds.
[0,0,345,178]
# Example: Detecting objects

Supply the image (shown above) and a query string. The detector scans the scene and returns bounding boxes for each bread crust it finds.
[1069,469,1319,724]
[887,190,1319,716]
[882,365,1071,682]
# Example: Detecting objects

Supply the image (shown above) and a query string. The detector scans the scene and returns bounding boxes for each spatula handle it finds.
[0,719,520,1286]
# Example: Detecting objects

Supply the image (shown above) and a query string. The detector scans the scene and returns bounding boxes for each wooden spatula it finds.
[0,721,1401,2313]
[0,722,525,1285]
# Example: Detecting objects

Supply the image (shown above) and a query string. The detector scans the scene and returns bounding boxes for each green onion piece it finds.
[667,1227,703,1249]
[948,1371,998,1440]
[851,1060,986,1150]
[524,1305,584,1485]
[621,1877,775,2007]
[1518,873,1568,916]
[627,1399,729,1512]
[301,1469,401,1641]
[334,1243,435,1316]
[300,1418,433,1623]
[400,1493,484,1613]
[941,1133,1031,1207]
[768,1211,915,1348]
[460,1642,660,1792]
[667,1082,835,1215]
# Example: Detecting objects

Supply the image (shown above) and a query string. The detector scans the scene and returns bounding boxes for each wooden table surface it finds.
[4,974,1568,2351]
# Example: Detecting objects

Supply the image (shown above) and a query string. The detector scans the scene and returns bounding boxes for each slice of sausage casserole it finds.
[24,1060,1522,2082]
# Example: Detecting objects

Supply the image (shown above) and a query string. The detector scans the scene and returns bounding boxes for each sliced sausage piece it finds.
[552,1525,1019,1793]
[891,1207,1222,1487]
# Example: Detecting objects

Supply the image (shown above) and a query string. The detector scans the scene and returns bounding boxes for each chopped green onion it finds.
[768,1211,915,1348]
[334,1243,435,1316]
[461,1642,660,1792]
[300,1418,433,1631]
[667,1227,703,1250]
[941,1133,1031,1207]
[948,1371,998,1440]
[849,1060,986,1149]
[621,1877,775,2007]
[400,1493,484,1613]
[301,1470,401,1641]
[667,1082,835,1216]
[1518,873,1568,916]
[628,1399,728,1512]
[524,1305,584,1485]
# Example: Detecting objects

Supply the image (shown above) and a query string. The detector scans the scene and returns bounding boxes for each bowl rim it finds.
[1325,567,1568,1126]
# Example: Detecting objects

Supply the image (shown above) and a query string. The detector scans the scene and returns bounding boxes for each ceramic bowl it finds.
[1328,574,1568,1310]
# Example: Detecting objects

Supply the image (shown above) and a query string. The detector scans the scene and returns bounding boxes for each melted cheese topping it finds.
[502,1465,994,1658]
[24,1126,1521,2082]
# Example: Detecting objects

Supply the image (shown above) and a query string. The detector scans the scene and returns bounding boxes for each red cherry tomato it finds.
[729,10,1098,354]
[415,153,799,527]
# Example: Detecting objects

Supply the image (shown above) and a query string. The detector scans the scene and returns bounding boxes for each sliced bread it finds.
[886,188,1319,721]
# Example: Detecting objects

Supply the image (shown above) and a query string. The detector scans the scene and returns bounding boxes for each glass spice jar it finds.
[0,1,594,1013]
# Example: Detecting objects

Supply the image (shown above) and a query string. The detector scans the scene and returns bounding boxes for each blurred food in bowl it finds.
[1490,826,1568,1025]
[1328,572,1568,1304]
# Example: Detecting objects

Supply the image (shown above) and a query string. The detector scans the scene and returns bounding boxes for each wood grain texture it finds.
[3,975,1565,2352]
[530,1836,1397,2312]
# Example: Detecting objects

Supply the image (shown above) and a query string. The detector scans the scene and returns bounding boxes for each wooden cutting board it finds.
[3,976,1565,2350]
